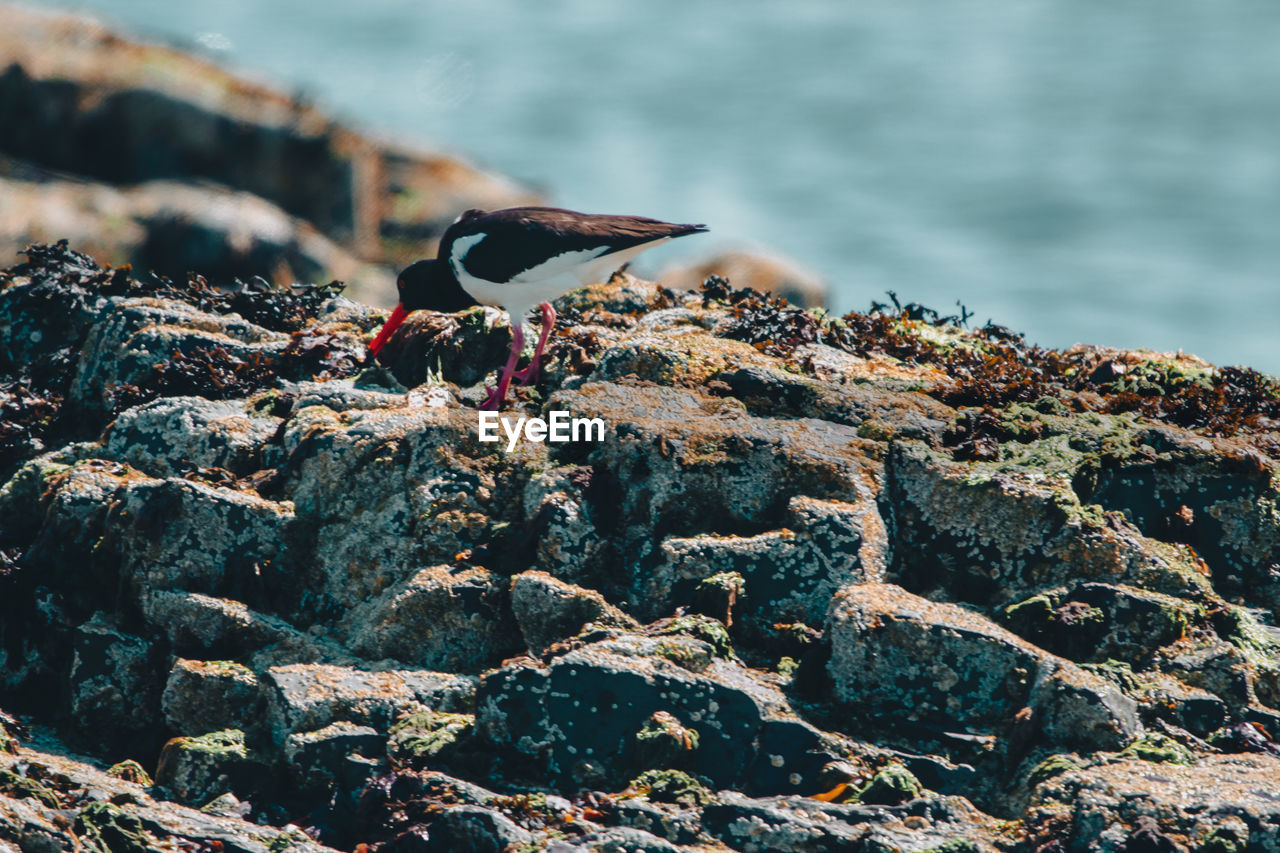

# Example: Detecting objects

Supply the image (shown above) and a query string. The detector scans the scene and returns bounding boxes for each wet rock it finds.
[161,658,262,736]
[827,584,1139,752]
[155,729,260,806]
[261,663,474,744]
[345,565,519,672]
[1028,755,1280,851]
[510,570,637,653]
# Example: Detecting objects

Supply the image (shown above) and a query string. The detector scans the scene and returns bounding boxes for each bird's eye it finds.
[396,277,405,292]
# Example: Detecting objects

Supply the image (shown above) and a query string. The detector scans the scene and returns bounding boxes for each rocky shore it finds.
[2,241,1279,852]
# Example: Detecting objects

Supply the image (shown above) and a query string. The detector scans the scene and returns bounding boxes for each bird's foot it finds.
[512,359,542,387]
[479,385,504,411]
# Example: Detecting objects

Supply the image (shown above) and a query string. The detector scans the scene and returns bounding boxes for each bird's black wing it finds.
[443,206,707,283]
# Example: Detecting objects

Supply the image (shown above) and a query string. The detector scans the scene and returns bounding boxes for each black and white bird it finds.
[367,206,708,410]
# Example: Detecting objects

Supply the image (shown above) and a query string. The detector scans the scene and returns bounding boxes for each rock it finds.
[702,791,1002,852]
[8,235,1280,849]
[857,763,923,806]
[344,565,519,672]
[632,714,701,774]
[261,663,474,743]
[661,250,829,308]
[161,659,262,736]
[68,297,288,423]
[546,382,882,586]
[547,826,683,852]
[102,396,282,478]
[1000,582,1196,665]
[139,590,335,664]
[414,805,532,853]
[475,636,842,794]
[885,440,1214,608]
[0,173,395,298]
[155,729,260,806]
[1082,665,1229,737]
[106,760,154,786]
[283,722,385,792]
[607,798,703,846]
[649,494,885,637]
[281,404,526,613]
[1118,732,1194,765]
[66,613,165,759]
[710,364,953,444]
[386,709,478,771]
[2,736,336,852]
[510,570,637,653]
[1028,755,1280,851]
[113,476,298,610]
[827,584,1139,752]
[521,467,614,585]
[1079,424,1280,622]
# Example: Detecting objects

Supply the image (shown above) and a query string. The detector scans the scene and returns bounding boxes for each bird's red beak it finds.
[368,303,411,358]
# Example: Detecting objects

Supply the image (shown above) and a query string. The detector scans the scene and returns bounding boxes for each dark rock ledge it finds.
[3,244,1280,851]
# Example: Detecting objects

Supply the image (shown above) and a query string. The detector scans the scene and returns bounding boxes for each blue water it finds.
[36,1,1280,373]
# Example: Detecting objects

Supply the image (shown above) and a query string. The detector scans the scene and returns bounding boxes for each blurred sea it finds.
[41,0,1280,373]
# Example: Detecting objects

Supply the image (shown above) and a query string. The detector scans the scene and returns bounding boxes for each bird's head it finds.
[367,259,479,358]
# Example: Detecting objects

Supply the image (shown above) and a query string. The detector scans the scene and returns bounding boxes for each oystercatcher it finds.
[367,206,707,410]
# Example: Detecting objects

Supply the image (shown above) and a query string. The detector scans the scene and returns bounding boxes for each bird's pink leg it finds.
[480,324,525,411]
[513,302,556,386]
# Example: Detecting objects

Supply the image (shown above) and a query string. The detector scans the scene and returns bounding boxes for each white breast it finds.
[451,234,672,325]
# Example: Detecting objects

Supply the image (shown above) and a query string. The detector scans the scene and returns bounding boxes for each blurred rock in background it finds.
[0,4,540,304]
[662,249,828,309]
